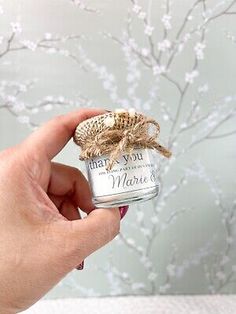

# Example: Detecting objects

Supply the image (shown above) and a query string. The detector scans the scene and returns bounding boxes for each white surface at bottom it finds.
[22,295,236,314]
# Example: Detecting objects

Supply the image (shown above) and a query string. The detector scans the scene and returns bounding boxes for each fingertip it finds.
[69,207,120,258]
[98,206,121,238]
[87,207,121,234]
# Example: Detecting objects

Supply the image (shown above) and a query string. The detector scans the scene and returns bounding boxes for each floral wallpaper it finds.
[0,0,236,298]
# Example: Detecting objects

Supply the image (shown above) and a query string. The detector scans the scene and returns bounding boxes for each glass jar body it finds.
[86,148,160,208]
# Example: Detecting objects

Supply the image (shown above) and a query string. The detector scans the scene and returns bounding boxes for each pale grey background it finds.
[0,0,236,297]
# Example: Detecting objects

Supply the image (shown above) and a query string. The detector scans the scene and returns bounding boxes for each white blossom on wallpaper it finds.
[0,6,94,126]
[0,0,236,296]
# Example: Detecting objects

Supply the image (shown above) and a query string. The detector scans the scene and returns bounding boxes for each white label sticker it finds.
[86,149,159,198]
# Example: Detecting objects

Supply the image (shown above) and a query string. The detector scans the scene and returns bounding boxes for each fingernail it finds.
[76,260,84,270]
[119,205,129,220]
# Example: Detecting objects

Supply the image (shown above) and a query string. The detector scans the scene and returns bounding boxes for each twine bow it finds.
[79,117,172,170]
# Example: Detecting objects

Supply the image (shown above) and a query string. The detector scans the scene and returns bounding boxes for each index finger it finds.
[22,108,105,160]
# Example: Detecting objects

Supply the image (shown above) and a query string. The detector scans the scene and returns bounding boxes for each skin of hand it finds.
[0,108,121,313]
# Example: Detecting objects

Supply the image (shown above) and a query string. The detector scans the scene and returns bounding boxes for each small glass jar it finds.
[73,110,170,208]
[85,148,160,208]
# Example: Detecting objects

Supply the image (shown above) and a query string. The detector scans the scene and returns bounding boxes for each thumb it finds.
[56,207,121,268]
[21,108,105,161]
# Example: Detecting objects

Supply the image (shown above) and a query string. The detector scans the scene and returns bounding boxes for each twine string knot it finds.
[79,116,171,171]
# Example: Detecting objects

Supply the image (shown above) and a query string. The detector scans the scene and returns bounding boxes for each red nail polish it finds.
[119,205,129,220]
[76,260,84,270]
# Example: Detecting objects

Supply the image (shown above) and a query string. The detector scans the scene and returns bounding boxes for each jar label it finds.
[86,149,159,198]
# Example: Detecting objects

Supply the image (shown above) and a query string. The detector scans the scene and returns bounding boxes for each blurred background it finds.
[0,0,236,298]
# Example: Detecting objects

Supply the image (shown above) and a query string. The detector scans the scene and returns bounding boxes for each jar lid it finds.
[74,111,147,146]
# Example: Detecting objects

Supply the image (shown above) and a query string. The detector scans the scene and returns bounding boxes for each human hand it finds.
[0,109,122,313]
